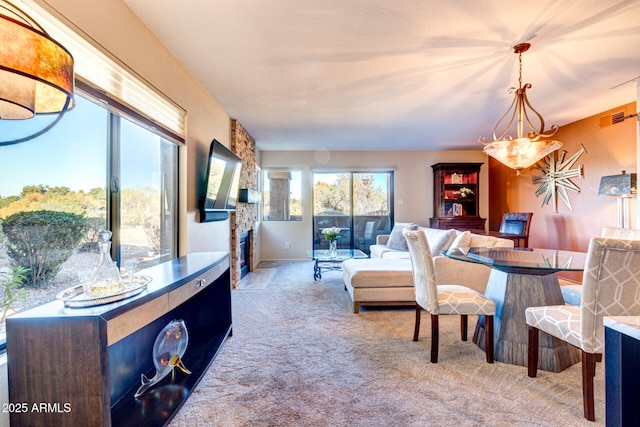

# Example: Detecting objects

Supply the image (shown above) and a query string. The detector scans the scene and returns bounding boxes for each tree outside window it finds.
[0,93,178,345]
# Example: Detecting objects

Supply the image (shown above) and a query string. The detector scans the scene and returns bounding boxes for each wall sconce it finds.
[598,171,637,228]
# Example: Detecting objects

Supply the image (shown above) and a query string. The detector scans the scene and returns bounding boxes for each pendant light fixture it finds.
[478,43,561,175]
[0,0,74,145]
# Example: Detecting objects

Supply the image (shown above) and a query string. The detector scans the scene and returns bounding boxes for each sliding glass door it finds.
[312,171,393,255]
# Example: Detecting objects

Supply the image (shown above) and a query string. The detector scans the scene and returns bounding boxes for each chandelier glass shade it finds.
[479,43,561,175]
[0,0,74,144]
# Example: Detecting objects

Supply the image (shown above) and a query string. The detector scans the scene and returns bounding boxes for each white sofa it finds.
[342,226,514,313]
[369,228,513,259]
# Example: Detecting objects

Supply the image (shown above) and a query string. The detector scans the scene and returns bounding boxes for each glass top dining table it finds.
[442,247,587,275]
[442,246,587,372]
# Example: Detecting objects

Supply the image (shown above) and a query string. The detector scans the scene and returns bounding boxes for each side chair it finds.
[498,212,533,248]
[403,228,496,363]
[526,237,640,421]
[560,226,640,306]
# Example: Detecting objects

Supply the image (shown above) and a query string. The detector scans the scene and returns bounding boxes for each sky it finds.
[0,96,163,198]
[1,94,390,201]
[265,170,302,199]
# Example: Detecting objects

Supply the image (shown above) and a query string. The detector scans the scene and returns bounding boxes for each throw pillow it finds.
[424,228,457,256]
[386,222,415,251]
[449,230,471,249]
[469,234,497,247]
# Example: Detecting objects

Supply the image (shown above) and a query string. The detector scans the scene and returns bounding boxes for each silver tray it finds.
[56,275,152,308]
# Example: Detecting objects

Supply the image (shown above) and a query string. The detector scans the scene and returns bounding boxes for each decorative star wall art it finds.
[532,144,587,212]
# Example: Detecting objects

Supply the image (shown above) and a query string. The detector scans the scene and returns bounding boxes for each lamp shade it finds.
[478,43,562,175]
[598,173,637,196]
[482,137,562,173]
[0,11,74,119]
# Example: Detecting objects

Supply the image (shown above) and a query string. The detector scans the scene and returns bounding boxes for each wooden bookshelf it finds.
[430,162,486,230]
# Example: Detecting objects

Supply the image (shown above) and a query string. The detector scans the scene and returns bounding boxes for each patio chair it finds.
[356,220,378,251]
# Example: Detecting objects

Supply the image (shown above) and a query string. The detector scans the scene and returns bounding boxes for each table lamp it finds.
[598,171,637,228]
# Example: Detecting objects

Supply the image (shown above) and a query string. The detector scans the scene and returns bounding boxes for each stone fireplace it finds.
[230,119,259,288]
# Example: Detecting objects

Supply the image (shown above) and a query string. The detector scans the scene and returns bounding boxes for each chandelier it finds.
[478,43,561,175]
[0,0,74,145]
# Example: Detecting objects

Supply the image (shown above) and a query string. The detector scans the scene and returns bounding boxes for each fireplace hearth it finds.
[239,231,250,278]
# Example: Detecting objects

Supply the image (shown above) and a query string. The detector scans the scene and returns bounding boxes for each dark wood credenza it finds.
[6,251,231,427]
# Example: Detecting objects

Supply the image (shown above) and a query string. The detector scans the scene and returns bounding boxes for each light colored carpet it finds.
[169,261,605,427]
[236,268,278,290]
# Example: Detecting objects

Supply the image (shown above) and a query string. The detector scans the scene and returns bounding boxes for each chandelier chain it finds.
[518,51,523,89]
[477,42,562,174]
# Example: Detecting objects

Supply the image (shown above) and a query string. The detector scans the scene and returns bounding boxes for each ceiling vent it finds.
[599,109,627,128]
[611,111,626,125]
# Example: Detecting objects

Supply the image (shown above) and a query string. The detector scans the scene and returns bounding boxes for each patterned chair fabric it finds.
[601,226,640,240]
[560,227,640,306]
[403,228,496,317]
[403,227,496,363]
[525,237,640,421]
[527,237,640,353]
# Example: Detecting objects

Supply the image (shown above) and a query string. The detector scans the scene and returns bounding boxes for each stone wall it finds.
[230,119,258,288]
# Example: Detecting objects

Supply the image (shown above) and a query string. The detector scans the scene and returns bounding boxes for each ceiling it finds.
[123,0,640,152]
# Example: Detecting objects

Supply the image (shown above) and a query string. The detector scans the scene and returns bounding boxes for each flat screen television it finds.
[200,139,242,222]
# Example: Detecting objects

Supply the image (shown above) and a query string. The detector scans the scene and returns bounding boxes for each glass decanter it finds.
[87,230,123,296]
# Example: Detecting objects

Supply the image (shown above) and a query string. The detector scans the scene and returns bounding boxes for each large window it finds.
[312,172,393,254]
[120,117,178,267]
[262,170,302,221]
[0,89,179,344]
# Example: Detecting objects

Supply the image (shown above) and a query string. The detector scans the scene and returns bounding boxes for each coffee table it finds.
[443,246,587,372]
[306,249,368,280]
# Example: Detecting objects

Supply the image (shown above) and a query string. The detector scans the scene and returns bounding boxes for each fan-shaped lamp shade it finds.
[482,137,562,173]
[0,12,74,120]
[598,172,637,229]
[598,173,637,196]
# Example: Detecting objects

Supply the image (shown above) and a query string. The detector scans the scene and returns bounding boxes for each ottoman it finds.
[341,258,415,313]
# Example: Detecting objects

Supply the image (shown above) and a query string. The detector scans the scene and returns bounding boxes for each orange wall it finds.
[489,102,637,257]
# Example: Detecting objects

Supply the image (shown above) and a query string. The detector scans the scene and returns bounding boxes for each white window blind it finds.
[18,0,186,142]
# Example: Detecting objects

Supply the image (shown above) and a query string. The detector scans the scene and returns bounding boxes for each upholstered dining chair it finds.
[526,237,640,421]
[560,226,640,306]
[499,212,533,247]
[403,228,496,363]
